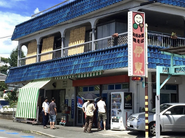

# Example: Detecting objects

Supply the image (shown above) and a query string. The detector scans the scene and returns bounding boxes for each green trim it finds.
[54,71,103,80]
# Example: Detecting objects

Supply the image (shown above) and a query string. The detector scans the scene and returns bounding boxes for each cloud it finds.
[34,8,40,14]
[0,1,11,8]
[0,0,26,8]
[0,11,30,58]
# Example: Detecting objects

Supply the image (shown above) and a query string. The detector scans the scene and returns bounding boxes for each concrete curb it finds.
[31,130,56,138]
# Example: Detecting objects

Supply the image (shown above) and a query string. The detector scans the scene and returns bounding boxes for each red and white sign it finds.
[128,11,146,77]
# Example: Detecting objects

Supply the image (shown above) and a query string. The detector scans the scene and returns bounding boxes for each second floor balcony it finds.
[18,31,185,66]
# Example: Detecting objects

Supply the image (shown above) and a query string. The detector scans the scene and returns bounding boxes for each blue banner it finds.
[71,99,74,119]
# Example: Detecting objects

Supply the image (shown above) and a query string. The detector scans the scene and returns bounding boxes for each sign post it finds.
[128,11,148,137]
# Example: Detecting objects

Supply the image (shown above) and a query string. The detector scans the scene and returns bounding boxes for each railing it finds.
[19,49,61,66]
[18,32,185,66]
[148,33,185,47]
[94,32,128,50]
[63,41,92,57]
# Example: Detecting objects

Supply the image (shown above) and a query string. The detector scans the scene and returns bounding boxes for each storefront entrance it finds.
[46,89,66,122]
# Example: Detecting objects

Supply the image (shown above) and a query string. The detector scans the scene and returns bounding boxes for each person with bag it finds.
[84,100,96,133]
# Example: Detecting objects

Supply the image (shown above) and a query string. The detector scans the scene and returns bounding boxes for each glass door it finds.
[76,108,84,126]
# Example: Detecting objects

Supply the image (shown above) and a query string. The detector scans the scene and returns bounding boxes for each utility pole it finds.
[145,24,149,138]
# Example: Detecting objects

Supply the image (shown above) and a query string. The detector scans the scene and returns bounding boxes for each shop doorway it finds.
[46,89,66,113]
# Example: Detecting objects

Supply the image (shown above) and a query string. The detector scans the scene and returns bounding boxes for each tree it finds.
[9,46,25,67]
[0,81,7,91]
[5,89,18,107]
[0,65,9,75]
[1,57,9,63]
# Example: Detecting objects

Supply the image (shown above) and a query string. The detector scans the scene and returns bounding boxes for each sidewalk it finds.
[0,119,131,138]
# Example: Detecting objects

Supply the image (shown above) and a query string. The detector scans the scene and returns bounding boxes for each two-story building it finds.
[5,0,185,128]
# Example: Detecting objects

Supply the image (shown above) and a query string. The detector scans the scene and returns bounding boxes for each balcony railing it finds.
[18,32,185,66]
[148,33,185,47]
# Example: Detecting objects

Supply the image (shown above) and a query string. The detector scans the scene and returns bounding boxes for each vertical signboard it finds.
[124,92,132,109]
[128,11,146,77]
[71,99,74,119]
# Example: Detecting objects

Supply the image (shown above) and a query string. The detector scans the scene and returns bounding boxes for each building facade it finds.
[6,0,185,127]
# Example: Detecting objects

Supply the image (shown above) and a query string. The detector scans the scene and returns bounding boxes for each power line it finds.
[0,35,12,39]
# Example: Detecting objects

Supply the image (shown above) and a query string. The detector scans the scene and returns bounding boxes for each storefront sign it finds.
[128,11,146,77]
[76,96,83,109]
[71,99,74,119]
[124,93,132,109]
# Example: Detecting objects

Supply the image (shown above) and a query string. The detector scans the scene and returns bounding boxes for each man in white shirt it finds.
[82,100,89,127]
[97,97,107,130]
[42,97,49,129]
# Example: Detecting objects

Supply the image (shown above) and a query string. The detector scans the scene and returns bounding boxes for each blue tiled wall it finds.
[148,45,185,69]
[6,44,185,84]
[6,44,128,83]
[12,0,124,40]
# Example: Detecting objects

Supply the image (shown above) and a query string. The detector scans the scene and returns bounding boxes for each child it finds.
[59,116,66,126]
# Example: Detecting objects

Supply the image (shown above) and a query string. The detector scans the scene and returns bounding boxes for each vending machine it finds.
[110,92,133,130]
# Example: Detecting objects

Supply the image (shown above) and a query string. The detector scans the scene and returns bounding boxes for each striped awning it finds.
[54,71,103,80]
[16,79,50,119]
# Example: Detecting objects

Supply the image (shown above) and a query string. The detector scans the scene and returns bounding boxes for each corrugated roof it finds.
[11,0,124,40]
[6,44,128,83]
[11,0,185,40]
[5,44,185,84]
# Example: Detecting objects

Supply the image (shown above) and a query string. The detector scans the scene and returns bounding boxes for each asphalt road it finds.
[0,128,45,138]
[127,131,185,138]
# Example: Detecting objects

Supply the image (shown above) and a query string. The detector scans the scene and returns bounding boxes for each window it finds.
[168,106,184,115]
[89,86,94,91]
[83,87,88,92]
[166,85,177,90]
[115,84,121,89]
[79,86,99,92]
[108,85,114,90]
[122,83,129,89]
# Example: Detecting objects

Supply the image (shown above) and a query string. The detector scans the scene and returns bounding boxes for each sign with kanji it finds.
[128,11,146,77]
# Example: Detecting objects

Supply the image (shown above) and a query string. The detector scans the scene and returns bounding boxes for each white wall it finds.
[129,77,138,113]
[130,72,154,113]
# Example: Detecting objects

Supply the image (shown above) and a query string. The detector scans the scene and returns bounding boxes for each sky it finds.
[0,0,71,58]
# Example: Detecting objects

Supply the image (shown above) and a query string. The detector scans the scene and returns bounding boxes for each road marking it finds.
[6,132,19,134]
[0,130,5,132]
[21,136,35,138]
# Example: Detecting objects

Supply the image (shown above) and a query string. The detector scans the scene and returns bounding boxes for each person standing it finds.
[48,97,57,129]
[97,97,107,130]
[42,97,49,129]
[84,100,96,133]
